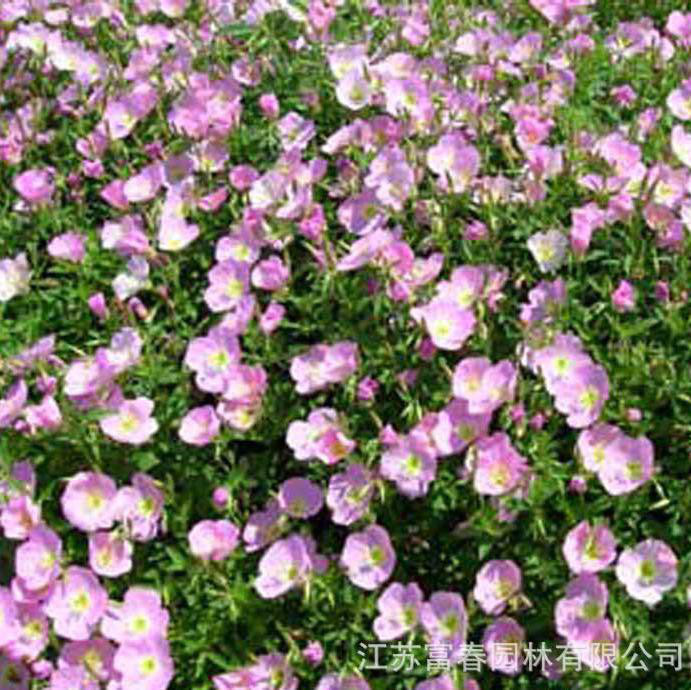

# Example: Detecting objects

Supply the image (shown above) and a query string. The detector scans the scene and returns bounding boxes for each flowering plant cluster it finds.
[1,462,173,689]
[1,0,690,689]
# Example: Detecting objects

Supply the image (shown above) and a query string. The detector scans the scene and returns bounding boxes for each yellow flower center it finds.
[627,461,643,480]
[457,423,476,442]
[207,350,230,369]
[70,590,91,614]
[582,600,601,621]
[579,387,600,410]
[130,615,150,635]
[226,279,244,299]
[139,656,157,676]
[369,546,385,565]
[23,620,43,639]
[119,413,140,433]
[639,559,656,581]
[404,454,423,476]
[441,613,458,636]
[86,491,104,511]
[490,464,510,489]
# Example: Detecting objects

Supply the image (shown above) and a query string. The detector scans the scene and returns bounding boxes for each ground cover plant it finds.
[1,0,691,688]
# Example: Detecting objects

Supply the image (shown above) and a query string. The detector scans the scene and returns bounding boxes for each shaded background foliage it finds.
[1,0,690,688]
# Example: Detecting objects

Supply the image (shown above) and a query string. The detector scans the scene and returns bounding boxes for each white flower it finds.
[0,253,31,303]
[527,230,568,273]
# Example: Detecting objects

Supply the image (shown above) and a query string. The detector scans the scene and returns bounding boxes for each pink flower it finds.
[158,201,200,252]
[215,365,267,431]
[338,190,387,236]
[184,326,241,394]
[15,526,62,591]
[115,473,164,542]
[336,229,394,271]
[44,567,108,641]
[468,433,529,496]
[229,165,260,190]
[251,256,290,291]
[326,464,375,526]
[259,93,280,119]
[101,215,150,257]
[671,125,691,167]
[569,203,606,255]
[88,531,133,578]
[364,145,415,211]
[565,618,618,671]
[5,603,48,662]
[124,164,163,203]
[302,640,324,666]
[483,617,525,675]
[47,233,86,263]
[452,358,517,414]
[100,397,159,445]
[464,220,488,241]
[102,587,169,644]
[100,180,130,209]
[13,168,55,205]
[48,666,98,690]
[551,363,609,428]
[1,495,41,540]
[287,407,356,465]
[61,472,117,533]
[23,395,62,432]
[374,582,423,641]
[242,500,283,552]
[290,342,359,395]
[654,280,670,303]
[327,44,369,80]
[255,534,328,598]
[413,299,476,351]
[357,377,379,402]
[611,84,636,106]
[555,573,608,638]
[667,79,691,120]
[611,279,635,312]
[277,112,316,151]
[277,477,324,518]
[178,406,221,446]
[212,487,230,510]
[568,475,588,494]
[562,521,617,574]
[259,302,285,334]
[473,560,522,615]
[430,399,492,456]
[215,654,297,690]
[188,520,240,561]
[58,638,115,681]
[420,591,468,662]
[335,69,372,110]
[435,266,485,309]
[113,637,174,690]
[380,434,438,498]
[598,432,654,496]
[616,539,677,606]
[667,11,691,48]
[204,260,250,313]
[340,525,396,590]
[426,135,480,193]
